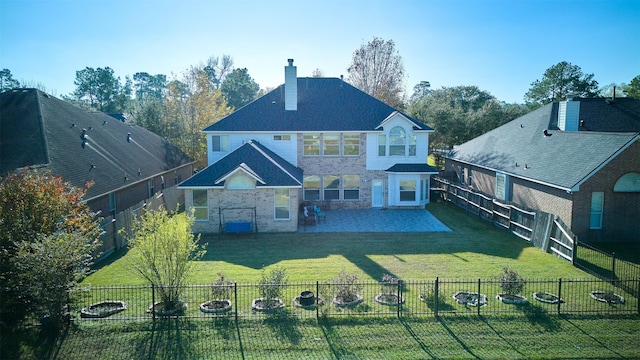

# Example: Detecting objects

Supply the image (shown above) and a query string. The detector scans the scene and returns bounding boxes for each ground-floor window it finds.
[324,175,340,200]
[274,189,290,220]
[589,192,604,229]
[400,180,416,201]
[303,174,360,201]
[192,189,209,221]
[343,175,360,200]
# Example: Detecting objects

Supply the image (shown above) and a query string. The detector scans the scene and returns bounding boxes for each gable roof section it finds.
[203,78,431,132]
[386,163,439,174]
[0,89,193,201]
[178,140,303,188]
[445,101,640,191]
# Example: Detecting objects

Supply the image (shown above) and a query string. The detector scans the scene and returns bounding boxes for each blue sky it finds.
[1,0,638,103]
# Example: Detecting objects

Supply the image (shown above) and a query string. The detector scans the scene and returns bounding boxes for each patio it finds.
[299,208,451,233]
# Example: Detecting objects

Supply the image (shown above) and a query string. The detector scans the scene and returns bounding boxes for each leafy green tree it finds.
[221,67,259,109]
[347,37,406,108]
[0,69,20,92]
[203,54,234,89]
[409,86,529,151]
[524,61,599,104]
[0,170,100,326]
[623,75,640,99]
[133,72,166,101]
[410,81,431,103]
[127,208,203,312]
[72,67,132,113]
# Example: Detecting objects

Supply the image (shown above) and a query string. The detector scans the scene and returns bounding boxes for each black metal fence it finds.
[68,277,639,323]
[575,241,640,297]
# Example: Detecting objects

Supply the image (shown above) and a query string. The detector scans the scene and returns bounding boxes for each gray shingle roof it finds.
[0,89,193,200]
[178,140,303,188]
[386,163,439,173]
[445,99,640,191]
[204,78,431,132]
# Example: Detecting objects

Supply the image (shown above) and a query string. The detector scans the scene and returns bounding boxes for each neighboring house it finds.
[443,97,640,243]
[179,59,438,233]
[0,88,194,218]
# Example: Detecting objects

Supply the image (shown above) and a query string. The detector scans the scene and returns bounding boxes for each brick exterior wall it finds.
[572,140,640,243]
[297,133,386,209]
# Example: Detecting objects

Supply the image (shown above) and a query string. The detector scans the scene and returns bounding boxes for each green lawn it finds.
[4,315,640,359]
[84,202,592,286]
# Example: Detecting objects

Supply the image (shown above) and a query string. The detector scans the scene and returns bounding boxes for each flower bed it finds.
[533,292,563,304]
[590,291,625,304]
[81,301,127,318]
[199,299,232,313]
[332,294,364,307]
[496,293,527,304]
[374,293,405,305]
[252,298,285,312]
[452,291,487,307]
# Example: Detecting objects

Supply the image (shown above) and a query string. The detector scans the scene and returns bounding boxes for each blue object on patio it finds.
[313,205,326,223]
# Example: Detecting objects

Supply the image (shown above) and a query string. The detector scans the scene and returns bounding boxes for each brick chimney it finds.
[285,59,297,111]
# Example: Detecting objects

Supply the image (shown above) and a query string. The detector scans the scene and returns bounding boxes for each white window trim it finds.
[589,192,604,230]
[192,189,209,222]
[274,188,290,220]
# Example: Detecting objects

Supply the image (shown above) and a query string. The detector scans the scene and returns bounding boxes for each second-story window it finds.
[304,135,320,156]
[378,134,386,156]
[409,134,417,156]
[212,135,230,152]
[323,135,340,156]
[389,126,406,156]
[343,134,360,155]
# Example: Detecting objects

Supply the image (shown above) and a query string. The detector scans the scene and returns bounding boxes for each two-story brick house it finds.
[179,59,438,233]
[443,97,640,243]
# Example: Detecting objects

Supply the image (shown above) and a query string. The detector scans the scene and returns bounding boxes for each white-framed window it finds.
[344,175,360,200]
[389,126,406,156]
[323,134,340,156]
[378,134,386,156]
[343,134,360,156]
[409,134,417,156]
[303,175,321,200]
[192,189,208,221]
[324,175,340,200]
[590,192,604,229]
[109,192,117,217]
[274,188,290,220]
[303,134,320,156]
[212,135,230,152]
[495,173,509,201]
[400,180,416,201]
[148,179,155,197]
[420,179,427,201]
[273,135,291,141]
[467,168,472,186]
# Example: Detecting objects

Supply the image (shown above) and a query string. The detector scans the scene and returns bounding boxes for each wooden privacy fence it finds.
[432,177,577,263]
[93,187,183,262]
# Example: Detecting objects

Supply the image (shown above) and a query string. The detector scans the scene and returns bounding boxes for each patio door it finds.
[372,179,384,208]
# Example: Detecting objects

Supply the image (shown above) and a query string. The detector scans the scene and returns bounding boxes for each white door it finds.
[372,179,384,208]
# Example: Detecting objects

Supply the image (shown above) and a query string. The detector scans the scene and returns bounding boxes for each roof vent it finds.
[127,133,131,142]
[103,120,108,126]
[543,129,552,137]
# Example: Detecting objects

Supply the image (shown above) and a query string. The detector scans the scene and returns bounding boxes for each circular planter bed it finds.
[590,291,625,304]
[496,293,528,304]
[332,294,364,307]
[374,293,405,305]
[199,299,232,313]
[147,301,187,316]
[452,291,487,307]
[81,300,127,318]
[292,296,325,309]
[533,292,563,304]
[251,298,285,312]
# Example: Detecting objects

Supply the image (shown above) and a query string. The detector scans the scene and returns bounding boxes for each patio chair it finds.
[313,205,326,223]
[300,206,316,227]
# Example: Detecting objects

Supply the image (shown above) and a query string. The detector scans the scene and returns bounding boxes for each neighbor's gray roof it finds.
[0,89,193,200]
[204,78,432,132]
[178,140,303,188]
[444,100,639,191]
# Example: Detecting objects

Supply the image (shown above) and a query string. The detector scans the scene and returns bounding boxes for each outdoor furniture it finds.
[300,206,316,227]
[313,205,326,223]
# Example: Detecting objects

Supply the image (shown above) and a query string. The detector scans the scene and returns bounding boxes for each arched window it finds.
[227,175,255,190]
[613,172,640,192]
[389,126,406,156]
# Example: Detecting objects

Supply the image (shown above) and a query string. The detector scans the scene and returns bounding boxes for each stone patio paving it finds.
[299,208,451,233]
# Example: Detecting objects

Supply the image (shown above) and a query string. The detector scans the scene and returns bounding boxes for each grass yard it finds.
[84,202,592,286]
[4,315,640,359]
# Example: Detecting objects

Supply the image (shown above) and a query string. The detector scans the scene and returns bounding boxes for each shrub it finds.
[127,208,203,311]
[380,274,399,296]
[211,273,234,300]
[333,271,363,303]
[498,266,525,295]
[420,284,447,304]
[258,267,288,302]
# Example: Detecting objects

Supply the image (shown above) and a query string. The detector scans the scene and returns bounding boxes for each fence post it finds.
[477,278,481,316]
[151,283,156,322]
[434,277,439,317]
[397,280,402,318]
[234,282,238,323]
[611,252,616,280]
[637,278,640,315]
[316,281,319,320]
[557,278,562,315]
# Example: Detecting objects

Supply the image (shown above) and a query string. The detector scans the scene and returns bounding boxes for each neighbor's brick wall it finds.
[572,140,640,243]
